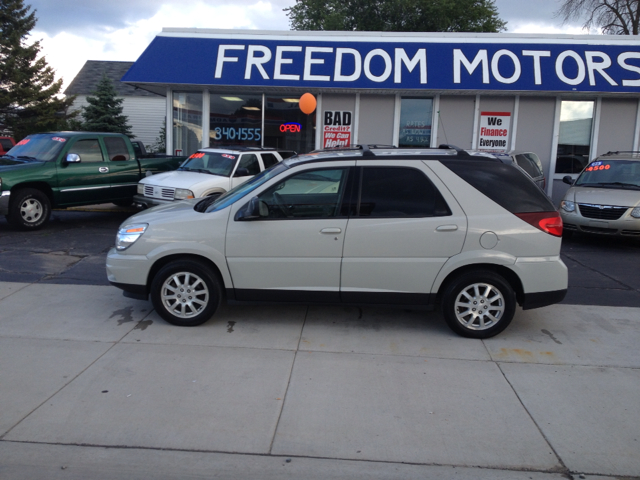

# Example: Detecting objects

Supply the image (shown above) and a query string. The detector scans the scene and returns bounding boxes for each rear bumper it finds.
[522,288,567,310]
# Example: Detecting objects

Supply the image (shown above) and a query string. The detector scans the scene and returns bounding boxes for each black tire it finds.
[112,198,134,207]
[441,270,516,339]
[150,260,221,326]
[6,188,51,230]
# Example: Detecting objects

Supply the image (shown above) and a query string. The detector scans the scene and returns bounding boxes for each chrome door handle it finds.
[436,225,458,232]
[99,167,109,173]
[320,228,342,234]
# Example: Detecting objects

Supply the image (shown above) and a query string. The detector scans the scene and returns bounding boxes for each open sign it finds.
[280,123,301,133]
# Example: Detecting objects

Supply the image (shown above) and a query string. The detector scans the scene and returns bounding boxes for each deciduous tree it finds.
[285,0,506,33]
[557,0,640,34]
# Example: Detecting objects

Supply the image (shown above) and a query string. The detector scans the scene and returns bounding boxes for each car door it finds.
[225,161,355,302]
[57,137,112,204]
[340,161,467,305]
[102,136,141,200]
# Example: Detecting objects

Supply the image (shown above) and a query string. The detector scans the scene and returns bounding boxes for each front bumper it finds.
[133,194,173,209]
[561,209,640,237]
[0,191,10,215]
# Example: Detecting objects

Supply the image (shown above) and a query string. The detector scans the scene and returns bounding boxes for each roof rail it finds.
[207,145,276,151]
[438,144,472,158]
[602,151,640,155]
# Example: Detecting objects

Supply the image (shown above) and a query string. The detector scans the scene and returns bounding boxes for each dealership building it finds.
[122,29,640,203]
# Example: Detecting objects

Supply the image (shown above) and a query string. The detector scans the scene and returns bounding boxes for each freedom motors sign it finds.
[123,31,640,94]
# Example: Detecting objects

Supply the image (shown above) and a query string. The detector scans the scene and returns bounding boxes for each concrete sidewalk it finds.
[1,282,639,479]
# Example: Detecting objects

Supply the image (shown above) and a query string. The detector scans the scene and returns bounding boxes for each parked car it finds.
[107,145,567,339]
[0,132,186,230]
[560,152,640,237]
[0,136,15,156]
[134,146,296,208]
[493,151,546,190]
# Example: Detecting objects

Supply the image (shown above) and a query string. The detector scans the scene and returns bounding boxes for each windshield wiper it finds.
[17,155,38,161]
[597,182,640,189]
[178,167,216,175]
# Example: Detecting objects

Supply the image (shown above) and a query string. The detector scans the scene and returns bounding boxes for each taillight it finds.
[515,212,563,237]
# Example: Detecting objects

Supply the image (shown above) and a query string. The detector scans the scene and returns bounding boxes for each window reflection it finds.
[555,100,594,174]
[173,92,203,156]
[210,94,262,147]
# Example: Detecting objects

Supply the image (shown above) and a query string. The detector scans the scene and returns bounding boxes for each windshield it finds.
[5,134,67,161]
[575,160,640,189]
[179,151,238,176]
[202,162,289,213]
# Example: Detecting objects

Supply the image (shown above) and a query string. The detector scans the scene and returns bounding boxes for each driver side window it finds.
[257,168,349,219]
[238,154,260,176]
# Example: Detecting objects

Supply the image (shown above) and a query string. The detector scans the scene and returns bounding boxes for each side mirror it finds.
[235,196,268,221]
[65,153,81,164]
[562,175,575,185]
[234,167,250,177]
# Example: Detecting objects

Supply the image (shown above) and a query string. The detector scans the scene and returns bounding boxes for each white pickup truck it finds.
[134,146,295,208]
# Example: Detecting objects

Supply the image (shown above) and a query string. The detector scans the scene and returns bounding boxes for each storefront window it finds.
[173,92,203,156]
[210,94,262,147]
[398,97,433,147]
[555,100,594,174]
[264,96,315,153]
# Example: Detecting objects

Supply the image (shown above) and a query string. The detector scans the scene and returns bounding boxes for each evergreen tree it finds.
[81,73,133,136]
[0,0,75,139]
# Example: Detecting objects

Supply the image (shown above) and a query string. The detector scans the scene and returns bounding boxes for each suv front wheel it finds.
[441,271,516,339]
[150,260,221,326]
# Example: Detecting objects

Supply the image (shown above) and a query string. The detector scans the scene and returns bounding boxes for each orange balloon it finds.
[299,93,317,114]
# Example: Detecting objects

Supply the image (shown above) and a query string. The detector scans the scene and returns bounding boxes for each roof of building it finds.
[64,60,161,97]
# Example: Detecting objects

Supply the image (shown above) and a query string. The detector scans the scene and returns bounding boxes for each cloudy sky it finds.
[27,0,590,92]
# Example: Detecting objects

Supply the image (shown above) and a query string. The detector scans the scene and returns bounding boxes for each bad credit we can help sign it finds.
[323,111,352,148]
[478,112,511,152]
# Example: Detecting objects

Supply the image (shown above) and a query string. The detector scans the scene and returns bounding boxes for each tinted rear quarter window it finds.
[515,154,542,177]
[442,160,555,213]
[358,167,451,217]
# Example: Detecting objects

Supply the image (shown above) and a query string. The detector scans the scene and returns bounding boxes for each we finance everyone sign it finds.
[478,112,511,152]
[123,32,640,94]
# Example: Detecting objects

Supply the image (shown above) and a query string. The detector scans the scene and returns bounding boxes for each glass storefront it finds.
[173,92,203,156]
[398,97,433,147]
[209,94,262,147]
[264,96,316,153]
[555,100,594,174]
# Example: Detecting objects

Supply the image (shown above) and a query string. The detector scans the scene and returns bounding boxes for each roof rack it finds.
[602,151,640,155]
[205,145,276,151]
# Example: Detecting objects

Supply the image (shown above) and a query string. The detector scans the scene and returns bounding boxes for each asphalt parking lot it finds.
[1,206,639,307]
[1,206,639,479]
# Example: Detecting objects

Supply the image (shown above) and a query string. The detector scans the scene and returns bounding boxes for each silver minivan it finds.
[107,146,567,339]
[560,152,640,237]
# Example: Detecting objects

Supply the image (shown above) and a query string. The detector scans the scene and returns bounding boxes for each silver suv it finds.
[107,145,567,339]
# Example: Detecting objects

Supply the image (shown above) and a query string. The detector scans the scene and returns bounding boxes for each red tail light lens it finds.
[515,212,563,237]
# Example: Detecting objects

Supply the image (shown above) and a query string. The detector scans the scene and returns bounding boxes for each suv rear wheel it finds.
[441,270,516,339]
[150,260,221,326]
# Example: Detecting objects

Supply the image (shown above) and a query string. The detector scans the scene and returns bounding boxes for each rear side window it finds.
[357,167,451,217]
[442,160,555,213]
[261,153,279,169]
[515,154,542,177]
[104,137,131,161]
[279,151,296,160]
[0,139,14,151]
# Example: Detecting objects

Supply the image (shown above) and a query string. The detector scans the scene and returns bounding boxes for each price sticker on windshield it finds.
[222,154,236,159]
[586,163,611,171]
[51,137,66,142]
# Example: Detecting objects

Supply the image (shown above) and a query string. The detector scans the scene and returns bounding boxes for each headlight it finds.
[560,200,575,213]
[174,188,195,200]
[631,207,640,218]
[137,183,144,194]
[116,223,148,251]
